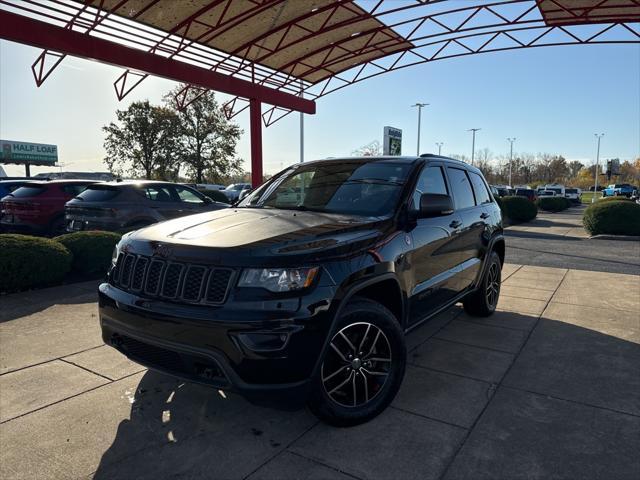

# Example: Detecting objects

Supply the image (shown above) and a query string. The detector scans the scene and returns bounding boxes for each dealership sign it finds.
[383,126,402,156]
[0,139,58,166]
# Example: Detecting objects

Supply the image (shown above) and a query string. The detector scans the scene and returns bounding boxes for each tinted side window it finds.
[412,166,448,210]
[447,168,476,210]
[469,172,492,204]
[175,186,204,204]
[143,186,173,202]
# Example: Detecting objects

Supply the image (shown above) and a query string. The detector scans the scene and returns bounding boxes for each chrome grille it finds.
[111,254,233,305]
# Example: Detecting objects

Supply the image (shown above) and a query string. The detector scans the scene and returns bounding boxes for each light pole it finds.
[436,142,443,155]
[411,103,428,155]
[592,133,604,203]
[507,138,516,187]
[468,128,481,165]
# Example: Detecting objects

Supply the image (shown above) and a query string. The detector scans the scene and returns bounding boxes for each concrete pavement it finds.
[505,205,640,275]
[0,264,638,480]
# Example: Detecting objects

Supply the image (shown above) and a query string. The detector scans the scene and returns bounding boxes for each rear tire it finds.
[463,251,502,317]
[307,297,406,427]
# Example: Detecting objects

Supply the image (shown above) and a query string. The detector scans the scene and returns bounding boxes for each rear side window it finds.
[447,168,476,210]
[77,186,120,201]
[469,172,492,204]
[7,186,46,198]
[412,166,448,209]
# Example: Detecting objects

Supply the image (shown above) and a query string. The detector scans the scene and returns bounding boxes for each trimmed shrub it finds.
[0,234,72,292]
[200,189,230,204]
[494,196,505,218]
[501,196,537,223]
[54,231,122,274]
[536,196,571,212]
[598,196,633,203]
[583,201,640,236]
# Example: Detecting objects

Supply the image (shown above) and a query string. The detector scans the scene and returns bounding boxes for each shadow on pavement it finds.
[0,280,101,323]
[89,311,639,480]
[91,370,314,480]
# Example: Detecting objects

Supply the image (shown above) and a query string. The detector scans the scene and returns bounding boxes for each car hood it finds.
[124,208,390,265]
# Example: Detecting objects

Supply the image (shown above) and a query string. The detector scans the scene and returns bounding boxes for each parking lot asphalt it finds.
[1,263,639,480]
[505,205,640,275]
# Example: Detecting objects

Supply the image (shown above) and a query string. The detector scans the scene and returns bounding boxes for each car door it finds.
[406,164,463,324]
[445,166,484,291]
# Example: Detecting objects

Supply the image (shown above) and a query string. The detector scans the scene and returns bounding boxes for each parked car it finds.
[65,181,228,233]
[1,180,96,235]
[602,183,636,198]
[537,190,556,198]
[100,155,504,426]
[492,185,510,197]
[514,188,537,202]
[564,187,581,204]
[0,179,33,199]
[223,183,252,202]
[537,183,565,197]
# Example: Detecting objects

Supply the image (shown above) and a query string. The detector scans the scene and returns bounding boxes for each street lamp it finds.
[507,138,516,187]
[436,142,443,155]
[592,133,604,203]
[411,103,429,155]
[468,128,481,165]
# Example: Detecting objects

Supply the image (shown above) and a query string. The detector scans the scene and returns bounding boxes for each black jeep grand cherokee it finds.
[99,155,504,426]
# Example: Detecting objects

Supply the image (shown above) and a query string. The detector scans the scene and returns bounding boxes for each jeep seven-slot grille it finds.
[111,253,233,305]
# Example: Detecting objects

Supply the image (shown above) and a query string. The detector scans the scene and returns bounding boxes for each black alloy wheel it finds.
[308,297,406,427]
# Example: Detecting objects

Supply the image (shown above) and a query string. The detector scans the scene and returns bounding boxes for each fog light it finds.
[237,332,289,352]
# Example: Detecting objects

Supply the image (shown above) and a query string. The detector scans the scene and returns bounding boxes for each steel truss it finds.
[2,0,638,125]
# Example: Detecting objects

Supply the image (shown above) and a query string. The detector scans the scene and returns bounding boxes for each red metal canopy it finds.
[0,0,638,186]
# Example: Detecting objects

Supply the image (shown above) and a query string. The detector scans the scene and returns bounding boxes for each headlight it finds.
[238,267,319,292]
[111,243,121,266]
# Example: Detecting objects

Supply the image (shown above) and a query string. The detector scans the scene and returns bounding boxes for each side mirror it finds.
[419,193,454,218]
[203,196,213,204]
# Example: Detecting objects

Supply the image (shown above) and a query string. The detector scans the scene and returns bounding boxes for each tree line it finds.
[103,84,244,183]
[456,149,640,188]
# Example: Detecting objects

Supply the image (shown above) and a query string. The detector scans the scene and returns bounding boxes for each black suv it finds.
[99,156,504,426]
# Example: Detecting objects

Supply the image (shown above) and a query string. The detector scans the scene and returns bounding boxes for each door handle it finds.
[480,212,490,219]
[449,220,462,229]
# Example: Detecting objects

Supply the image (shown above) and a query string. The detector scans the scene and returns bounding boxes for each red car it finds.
[1,180,96,236]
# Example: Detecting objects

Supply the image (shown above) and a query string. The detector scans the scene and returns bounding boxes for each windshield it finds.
[239,160,413,217]
[565,188,578,193]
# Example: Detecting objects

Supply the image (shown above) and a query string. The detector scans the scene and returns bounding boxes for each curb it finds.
[589,234,640,241]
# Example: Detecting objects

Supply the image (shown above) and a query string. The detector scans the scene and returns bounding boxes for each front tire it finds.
[307,298,406,427]
[463,251,502,317]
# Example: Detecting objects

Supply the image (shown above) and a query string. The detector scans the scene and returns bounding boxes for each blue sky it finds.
[1,33,638,177]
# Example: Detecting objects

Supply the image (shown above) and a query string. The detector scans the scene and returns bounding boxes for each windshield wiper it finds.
[343,179,404,186]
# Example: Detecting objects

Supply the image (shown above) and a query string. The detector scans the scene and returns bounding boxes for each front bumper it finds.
[98,283,334,405]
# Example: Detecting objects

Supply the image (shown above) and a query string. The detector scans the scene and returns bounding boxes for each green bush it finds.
[54,231,122,274]
[536,196,570,212]
[199,189,230,204]
[493,197,505,217]
[501,196,537,223]
[0,234,72,292]
[583,201,640,236]
[598,196,633,203]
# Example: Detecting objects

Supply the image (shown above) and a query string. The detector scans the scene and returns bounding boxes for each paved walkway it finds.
[0,267,639,480]
[505,206,640,275]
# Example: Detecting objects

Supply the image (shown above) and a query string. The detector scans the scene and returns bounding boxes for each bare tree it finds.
[352,140,382,156]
